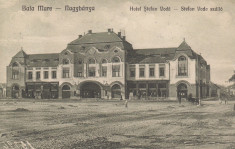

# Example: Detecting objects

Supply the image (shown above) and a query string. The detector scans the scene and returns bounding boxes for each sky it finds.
[0,0,234,85]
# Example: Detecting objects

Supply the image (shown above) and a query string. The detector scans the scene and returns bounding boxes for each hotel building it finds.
[6,29,211,100]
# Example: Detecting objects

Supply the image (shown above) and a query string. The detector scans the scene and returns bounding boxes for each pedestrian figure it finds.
[125,99,128,108]
[178,93,181,104]
[120,95,123,100]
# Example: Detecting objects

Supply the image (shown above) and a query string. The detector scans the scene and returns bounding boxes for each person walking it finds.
[178,93,181,104]
[125,99,128,108]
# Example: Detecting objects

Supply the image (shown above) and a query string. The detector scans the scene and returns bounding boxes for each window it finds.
[149,67,155,77]
[102,59,107,64]
[12,62,19,80]
[102,66,107,77]
[36,71,41,80]
[112,65,120,77]
[88,67,96,77]
[139,66,145,77]
[130,67,135,77]
[139,83,146,88]
[63,68,70,78]
[52,71,57,79]
[44,71,48,79]
[28,72,33,80]
[112,56,120,63]
[88,58,96,64]
[178,56,188,76]
[62,59,70,65]
[12,71,19,79]
[149,83,156,88]
[78,71,83,77]
[159,67,165,77]
[158,83,166,88]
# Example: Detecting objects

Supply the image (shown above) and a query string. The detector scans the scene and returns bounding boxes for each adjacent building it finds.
[6,29,211,100]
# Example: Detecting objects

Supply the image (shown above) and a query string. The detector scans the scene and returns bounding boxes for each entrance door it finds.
[111,84,122,98]
[12,85,20,98]
[81,82,101,98]
[177,83,188,99]
[62,85,71,99]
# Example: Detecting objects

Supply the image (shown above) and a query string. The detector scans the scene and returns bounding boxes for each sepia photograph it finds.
[0,0,235,148]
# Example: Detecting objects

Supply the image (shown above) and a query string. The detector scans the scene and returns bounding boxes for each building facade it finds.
[6,29,211,100]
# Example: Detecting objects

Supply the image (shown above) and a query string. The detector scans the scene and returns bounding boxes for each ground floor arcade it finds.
[7,81,126,99]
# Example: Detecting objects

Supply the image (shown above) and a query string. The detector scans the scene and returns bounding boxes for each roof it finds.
[128,48,176,64]
[229,74,235,82]
[26,53,59,67]
[14,49,27,58]
[69,32,123,45]
[135,48,176,56]
[177,40,192,50]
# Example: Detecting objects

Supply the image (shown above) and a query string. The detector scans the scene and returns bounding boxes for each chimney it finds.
[118,32,121,37]
[88,30,92,34]
[78,35,82,38]
[122,36,126,41]
[108,28,113,32]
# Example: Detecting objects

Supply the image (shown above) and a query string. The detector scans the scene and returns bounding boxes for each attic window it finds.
[104,45,110,49]
[12,62,19,67]
[114,50,118,53]
[63,59,70,65]
[43,59,50,62]
[33,59,40,62]
[161,54,169,58]
[64,52,68,55]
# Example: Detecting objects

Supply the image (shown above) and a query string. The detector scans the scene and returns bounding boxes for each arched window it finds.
[62,59,70,65]
[101,59,107,64]
[12,62,18,67]
[178,56,188,76]
[112,56,120,63]
[88,58,96,64]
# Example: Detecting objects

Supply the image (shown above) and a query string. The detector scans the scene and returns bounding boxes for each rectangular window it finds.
[88,67,96,77]
[158,83,166,88]
[52,71,57,79]
[159,64,165,77]
[112,65,120,77]
[149,67,155,77]
[139,67,145,77]
[139,83,146,88]
[12,71,19,79]
[178,64,187,76]
[44,71,48,79]
[28,72,33,80]
[78,71,83,77]
[36,71,41,80]
[63,68,70,78]
[102,66,107,77]
[159,67,165,77]
[130,67,135,77]
[149,83,156,88]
